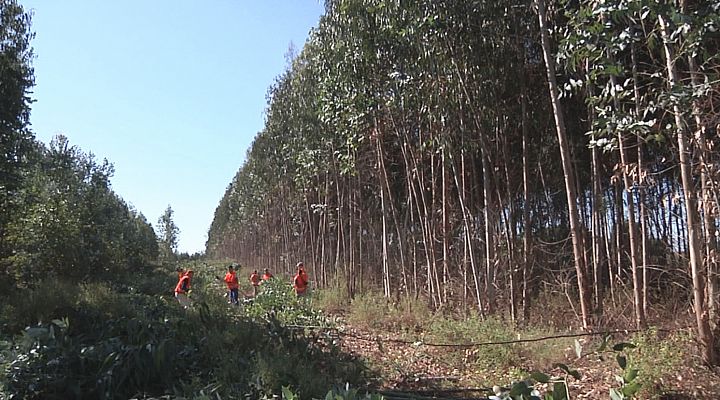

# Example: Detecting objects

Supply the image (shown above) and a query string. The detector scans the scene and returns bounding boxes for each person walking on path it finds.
[293,262,308,296]
[249,270,261,296]
[174,270,194,308]
[224,265,239,305]
[261,268,273,282]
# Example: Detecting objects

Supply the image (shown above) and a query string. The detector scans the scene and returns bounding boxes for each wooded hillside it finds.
[206,0,720,363]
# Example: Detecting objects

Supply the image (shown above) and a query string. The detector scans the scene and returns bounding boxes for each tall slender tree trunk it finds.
[631,38,649,316]
[376,136,391,298]
[659,13,716,365]
[685,29,719,331]
[449,149,484,314]
[521,80,532,324]
[536,0,592,328]
[609,66,645,328]
[481,142,496,314]
[442,149,450,304]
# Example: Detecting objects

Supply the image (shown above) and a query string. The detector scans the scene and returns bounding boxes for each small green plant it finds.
[578,336,643,400]
[608,342,641,400]
[625,328,689,397]
[489,362,580,400]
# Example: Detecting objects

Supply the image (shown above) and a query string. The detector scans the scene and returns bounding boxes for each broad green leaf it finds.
[623,368,639,383]
[509,380,531,397]
[622,381,641,397]
[613,342,636,352]
[552,382,568,400]
[282,386,296,400]
[610,388,625,400]
[617,354,627,370]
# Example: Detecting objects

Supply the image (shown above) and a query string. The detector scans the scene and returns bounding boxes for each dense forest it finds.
[206,0,720,365]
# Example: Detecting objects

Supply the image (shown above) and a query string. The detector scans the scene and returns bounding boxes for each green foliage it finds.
[245,277,330,326]
[156,205,180,263]
[3,135,159,286]
[622,329,690,398]
[0,263,370,399]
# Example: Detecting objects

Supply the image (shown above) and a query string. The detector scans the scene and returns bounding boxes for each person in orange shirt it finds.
[224,265,239,305]
[174,270,194,308]
[249,270,260,296]
[293,262,308,296]
[261,268,273,282]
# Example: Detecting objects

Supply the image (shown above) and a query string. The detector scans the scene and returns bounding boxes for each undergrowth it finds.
[0,261,368,399]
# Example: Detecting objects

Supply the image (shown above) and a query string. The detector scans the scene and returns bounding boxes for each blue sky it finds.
[21,1,325,254]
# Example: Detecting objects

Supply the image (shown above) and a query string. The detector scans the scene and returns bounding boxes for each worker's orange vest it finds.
[224,272,239,289]
[293,273,307,292]
[175,274,191,294]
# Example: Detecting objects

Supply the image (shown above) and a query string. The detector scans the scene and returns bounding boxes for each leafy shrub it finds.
[245,277,330,327]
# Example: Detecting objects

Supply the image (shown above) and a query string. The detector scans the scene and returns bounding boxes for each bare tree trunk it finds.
[592,146,604,309]
[631,38,649,317]
[442,149,450,304]
[685,27,719,331]
[481,142,496,314]
[586,58,605,313]
[430,148,442,307]
[521,80,532,325]
[405,141,435,304]
[615,183,624,286]
[376,136,391,298]
[659,13,716,365]
[536,0,592,328]
[609,65,646,328]
[499,124,517,322]
[449,149,484,314]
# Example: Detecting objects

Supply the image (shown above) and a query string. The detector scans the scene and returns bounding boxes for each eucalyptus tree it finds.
[656,0,719,365]
[535,0,593,329]
[558,0,652,327]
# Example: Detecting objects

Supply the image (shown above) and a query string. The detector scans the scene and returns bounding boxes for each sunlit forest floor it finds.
[330,318,720,399]
[312,289,720,400]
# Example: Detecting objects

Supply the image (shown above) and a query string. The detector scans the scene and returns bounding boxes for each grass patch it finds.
[627,328,694,398]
